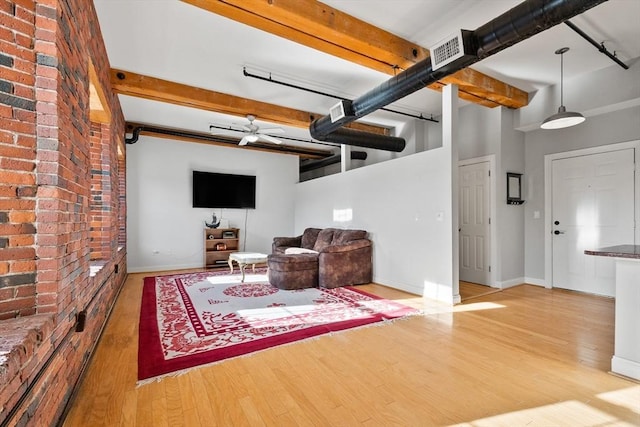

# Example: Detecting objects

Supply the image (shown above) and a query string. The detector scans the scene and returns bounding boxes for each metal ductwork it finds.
[310,0,608,149]
[300,151,367,173]
[315,127,406,152]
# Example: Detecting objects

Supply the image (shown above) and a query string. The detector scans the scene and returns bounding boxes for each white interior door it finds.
[551,149,635,296]
[459,161,491,285]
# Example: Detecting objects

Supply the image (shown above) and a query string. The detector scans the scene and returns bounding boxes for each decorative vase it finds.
[205,213,220,229]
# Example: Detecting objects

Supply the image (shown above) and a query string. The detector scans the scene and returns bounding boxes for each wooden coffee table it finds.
[228,252,268,282]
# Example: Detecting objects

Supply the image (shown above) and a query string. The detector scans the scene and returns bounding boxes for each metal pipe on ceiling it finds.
[242,67,439,123]
[125,124,332,158]
[564,20,629,70]
[309,0,608,150]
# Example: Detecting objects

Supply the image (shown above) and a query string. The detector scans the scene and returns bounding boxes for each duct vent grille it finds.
[329,100,352,123]
[430,30,476,70]
[433,37,461,67]
[330,102,345,123]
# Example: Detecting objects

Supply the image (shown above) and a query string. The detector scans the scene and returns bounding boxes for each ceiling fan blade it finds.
[239,136,251,146]
[258,127,284,134]
[258,134,283,144]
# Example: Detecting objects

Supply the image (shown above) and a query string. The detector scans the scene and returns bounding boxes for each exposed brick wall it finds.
[117,151,126,248]
[0,0,38,320]
[0,0,127,425]
[89,122,116,261]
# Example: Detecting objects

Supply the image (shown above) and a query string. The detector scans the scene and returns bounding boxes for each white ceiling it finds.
[93,0,640,149]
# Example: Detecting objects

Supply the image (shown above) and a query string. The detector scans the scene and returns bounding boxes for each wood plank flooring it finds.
[63,270,640,426]
[459,281,501,301]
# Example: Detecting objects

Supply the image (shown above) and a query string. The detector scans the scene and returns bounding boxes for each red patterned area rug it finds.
[138,268,419,382]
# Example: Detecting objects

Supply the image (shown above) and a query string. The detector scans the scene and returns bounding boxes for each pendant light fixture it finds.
[541,47,585,130]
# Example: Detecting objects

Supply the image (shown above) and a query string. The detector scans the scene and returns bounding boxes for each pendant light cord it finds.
[560,51,564,107]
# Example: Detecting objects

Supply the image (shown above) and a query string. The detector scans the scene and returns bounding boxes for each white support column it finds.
[341,144,351,173]
[443,84,461,304]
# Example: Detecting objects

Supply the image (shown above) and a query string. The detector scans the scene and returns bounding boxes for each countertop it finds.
[584,244,640,259]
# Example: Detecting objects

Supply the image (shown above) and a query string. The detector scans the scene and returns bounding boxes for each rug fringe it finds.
[136,311,423,387]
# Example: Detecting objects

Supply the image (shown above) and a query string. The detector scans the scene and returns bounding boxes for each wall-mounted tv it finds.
[192,170,256,209]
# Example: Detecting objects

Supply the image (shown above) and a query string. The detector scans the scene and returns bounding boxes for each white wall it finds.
[498,108,526,285]
[523,105,640,283]
[126,136,298,272]
[294,146,455,300]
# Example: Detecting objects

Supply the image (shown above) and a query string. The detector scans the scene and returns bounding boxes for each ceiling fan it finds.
[210,115,285,146]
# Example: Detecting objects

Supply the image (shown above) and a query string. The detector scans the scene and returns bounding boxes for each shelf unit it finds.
[204,227,240,269]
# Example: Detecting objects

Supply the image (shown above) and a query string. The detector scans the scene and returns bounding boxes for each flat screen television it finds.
[192,170,256,209]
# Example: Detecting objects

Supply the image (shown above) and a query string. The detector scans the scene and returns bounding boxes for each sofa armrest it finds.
[272,235,302,253]
[318,240,372,288]
[318,239,371,253]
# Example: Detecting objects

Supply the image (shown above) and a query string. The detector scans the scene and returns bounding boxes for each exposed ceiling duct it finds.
[310,0,608,149]
[300,151,367,173]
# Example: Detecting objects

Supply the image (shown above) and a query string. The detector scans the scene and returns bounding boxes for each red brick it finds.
[9,259,36,272]
[12,84,35,100]
[14,32,33,49]
[0,144,36,160]
[0,170,35,185]
[0,157,35,171]
[14,0,36,11]
[0,104,12,119]
[2,118,36,135]
[15,5,35,25]
[0,200,35,211]
[0,246,35,261]
[8,235,35,248]
[0,296,35,313]
[15,285,35,297]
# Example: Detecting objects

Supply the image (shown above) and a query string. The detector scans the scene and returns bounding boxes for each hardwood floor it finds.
[63,271,640,426]
[459,281,501,301]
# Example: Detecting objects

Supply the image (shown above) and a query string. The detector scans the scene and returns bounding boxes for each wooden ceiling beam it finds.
[181,0,528,109]
[111,69,389,136]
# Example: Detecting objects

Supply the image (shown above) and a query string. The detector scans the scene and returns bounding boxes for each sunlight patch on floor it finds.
[206,272,267,284]
[597,385,640,415]
[453,302,506,312]
[448,399,629,426]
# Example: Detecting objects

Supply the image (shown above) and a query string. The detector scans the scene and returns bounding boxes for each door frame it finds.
[459,155,497,288]
[544,139,640,289]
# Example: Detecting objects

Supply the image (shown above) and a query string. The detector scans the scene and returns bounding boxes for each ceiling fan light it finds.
[245,134,259,143]
[541,106,585,129]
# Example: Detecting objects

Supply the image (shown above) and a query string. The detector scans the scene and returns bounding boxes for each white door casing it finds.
[551,148,635,297]
[459,161,491,285]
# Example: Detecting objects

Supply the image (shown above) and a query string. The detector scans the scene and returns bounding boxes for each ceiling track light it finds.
[541,47,585,130]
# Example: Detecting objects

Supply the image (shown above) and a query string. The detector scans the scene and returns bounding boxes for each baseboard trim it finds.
[128,263,203,274]
[524,277,547,287]
[497,277,526,289]
[611,355,640,382]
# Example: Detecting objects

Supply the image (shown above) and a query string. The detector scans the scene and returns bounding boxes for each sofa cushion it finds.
[301,228,321,250]
[331,229,367,245]
[313,228,335,252]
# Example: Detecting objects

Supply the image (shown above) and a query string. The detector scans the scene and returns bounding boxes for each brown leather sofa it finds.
[268,227,372,289]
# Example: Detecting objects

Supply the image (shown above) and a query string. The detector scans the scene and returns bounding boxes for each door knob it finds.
[554,230,565,235]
